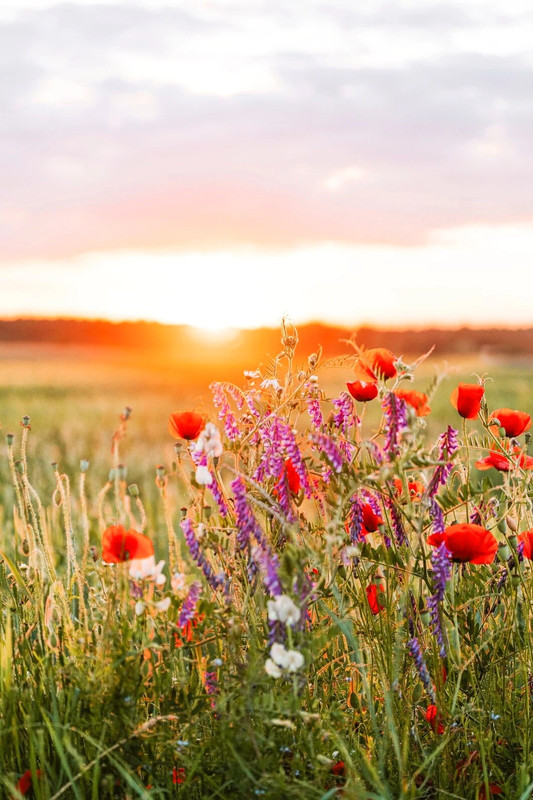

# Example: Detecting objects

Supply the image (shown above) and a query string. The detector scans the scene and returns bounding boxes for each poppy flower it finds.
[285,459,301,494]
[427,523,498,564]
[168,411,206,441]
[475,448,533,472]
[479,784,503,800]
[366,583,385,615]
[353,348,397,382]
[346,380,379,402]
[14,769,42,797]
[172,767,186,785]
[450,383,485,419]
[394,389,431,417]
[362,503,383,533]
[394,479,425,501]
[489,408,531,438]
[331,761,345,776]
[425,705,444,734]
[518,529,533,559]
[101,525,154,563]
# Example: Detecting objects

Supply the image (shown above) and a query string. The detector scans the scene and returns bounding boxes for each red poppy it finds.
[346,380,379,402]
[362,503,383,533]
[450,383,485,419]
[518,529,533,559]
[425,705,444,734]
[393,479,425,501]
[475,447,533,472]
[285,459,301,494]
[427,523,498,564]
[14,769,42,797]
[331,761,345,776]
[489,408,531,438]
[366,583,385,615]
[168,411,205,440]
[479,784,503,800]
[172,767,186,785]
[101,525,154,563]
[353,348,397,382]
[395,389,431,417]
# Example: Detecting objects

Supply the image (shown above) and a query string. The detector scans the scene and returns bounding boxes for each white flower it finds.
[129,555,166,586]
[171,572,186,593]
[135,601,145,616]
[195,465,213,486]
[244,370,261,380]
[265,658,283,678]
[267,595,301,627]
[260,378,282,392]
[195,422,223,458]
[267,643,305,675]
[154,597,171,613]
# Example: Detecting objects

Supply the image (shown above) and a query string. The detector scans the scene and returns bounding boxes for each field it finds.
[1,336,533,799]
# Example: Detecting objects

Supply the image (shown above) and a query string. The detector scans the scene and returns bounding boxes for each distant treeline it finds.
[0,318,532,357]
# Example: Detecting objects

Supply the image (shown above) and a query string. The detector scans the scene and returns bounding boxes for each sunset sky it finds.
[2,0,533,330]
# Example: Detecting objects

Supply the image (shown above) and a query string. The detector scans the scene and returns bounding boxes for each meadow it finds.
[1,334,533,799]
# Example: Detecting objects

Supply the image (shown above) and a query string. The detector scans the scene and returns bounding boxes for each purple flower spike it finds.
[384,496,408,546]
[305,380,324,430]
[311,432,344,474]
[382,392,407,458]
[427,542,451,657]
[178,581,202,627]
[181,517,225,592]
[407,636,436,702]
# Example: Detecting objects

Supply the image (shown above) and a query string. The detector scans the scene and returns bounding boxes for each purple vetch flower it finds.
[251,544,283,597]
[427,426,459,497]
[204,671,219,696]
[177,581,202,627]
[208,470,228,517]
[469,507,482,526]
[268,618,286,646]
[181,517,225,592]
[311,432,344,474]
[273,468,295,522]
[305,379,324,430]
[279,422,312,496]
[407,636,436,702]
[430,498,445,535]
[384,495,408,546]
[332,391,355,435]
[348,495,364,544]
[382,392,407,458]
[427,542,451,657]
[231,476,268,551]
[292,572,315,631]
[210,382,240,440]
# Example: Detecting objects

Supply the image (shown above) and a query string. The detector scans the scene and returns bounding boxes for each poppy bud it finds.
[497,543,510,562]
[506,515,518,532]
[6,433,14,446]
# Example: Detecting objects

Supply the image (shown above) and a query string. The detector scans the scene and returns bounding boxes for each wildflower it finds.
[489,407,531,437]
[14,769,42,797]
[305,379,324,429]
[362,503,383,533]
[168,411,205,440]
[353,348,398,381]
[475,447,533,471]
[210,382,240,439]
[427,523,498,564]
[195,421,223,457]
[135,600,145,616]
[394,479,425,501]
[266,642,305,675]
[129,555,166,585]
[311,432,345,473]
[171,572,186,593]
[261,378,282,392]
[479,785,502,800]
[427,542,451,657]
[395,389,431,417]
[346,380,378,402]
[427,426,459,496]
[425,705,444,734]
[384,495,408,546]
[101,525,154,563]
[195,464,213,486]
[285,459,301,494]
[450,383,484,419]
[177,581,202,627]
[366,583,385,615]
[252,545,283,597]
[155,597,171,613]
[172,767,186,785]
[407,637,435,702]
[382,392,407,457]
[267,594,301,626]
[331,761,346,776]
[181,518,225,592]
[518,529,533,559]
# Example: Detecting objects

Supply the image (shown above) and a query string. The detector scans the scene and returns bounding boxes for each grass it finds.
[0,338,532,798]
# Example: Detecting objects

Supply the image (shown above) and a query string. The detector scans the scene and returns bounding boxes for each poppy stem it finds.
[462,418,470,520]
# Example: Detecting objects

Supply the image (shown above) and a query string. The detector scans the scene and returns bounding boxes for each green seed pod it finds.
[508,534,518,550]
[128,483,140,498]
[5,433,14,446]
[108,468,116,481]
[117,463,127,481]
[497,543,510,562]
[420,610,431,626]
[21,415,31,428]
[156,465,165,480]
[511,574,521,588]
[80,459,90,473]
[15,460,24,475]
[203,505,212,520]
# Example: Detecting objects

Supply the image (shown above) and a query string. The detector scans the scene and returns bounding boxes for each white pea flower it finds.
[135,601,145,616]
[129,556,166,586]
[195,422,223,458]
[261,378,282,392]
[195,465,213,486]
[265,658,283,678]
[171,572,186,593]
[267,595,301,627]
[154,597,171,613]
[284,649,305,673]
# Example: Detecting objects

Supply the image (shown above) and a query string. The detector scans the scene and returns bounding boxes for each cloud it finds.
[1,1,533,261]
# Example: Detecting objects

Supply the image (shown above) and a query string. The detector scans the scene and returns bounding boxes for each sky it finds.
[1,0,533,330]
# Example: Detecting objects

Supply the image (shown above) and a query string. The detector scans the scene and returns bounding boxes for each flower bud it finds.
[505,515,518,532]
